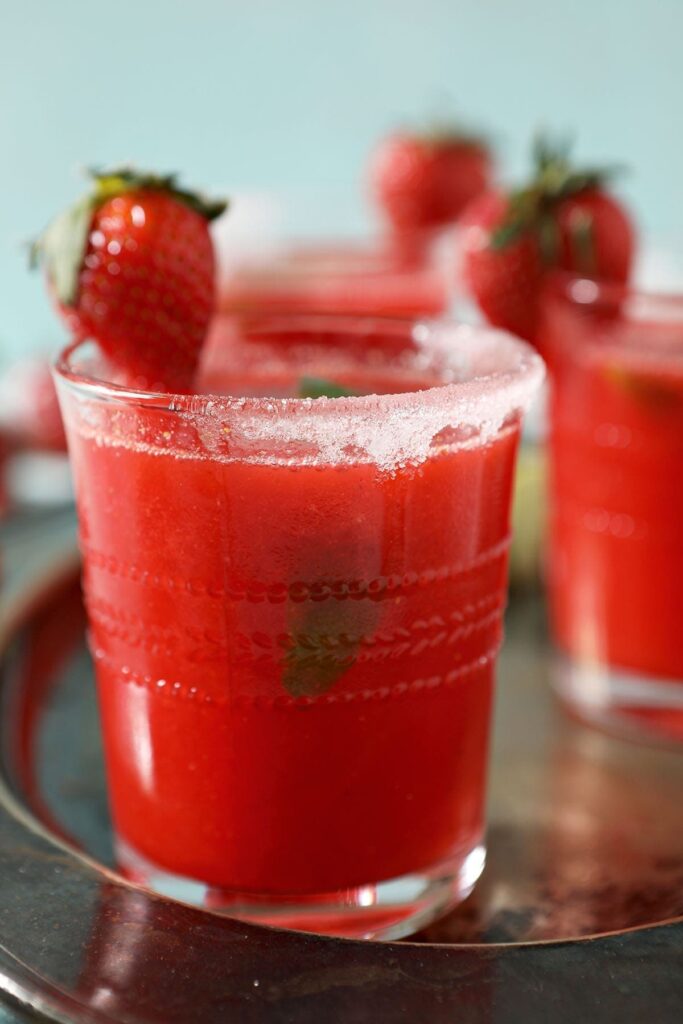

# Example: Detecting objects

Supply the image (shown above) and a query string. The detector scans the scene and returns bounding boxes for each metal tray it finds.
[0,511,682,1023]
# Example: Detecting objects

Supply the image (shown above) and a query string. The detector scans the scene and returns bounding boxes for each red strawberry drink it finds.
[55,314,541,938]
[218,239,450,319]
[542,276,683,742]
[40,169,541,938]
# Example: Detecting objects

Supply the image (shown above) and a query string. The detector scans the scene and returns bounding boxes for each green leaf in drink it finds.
[281,379,376,697]
[298,377,358,400]
[605,365,681,409]
[282,596,379,699]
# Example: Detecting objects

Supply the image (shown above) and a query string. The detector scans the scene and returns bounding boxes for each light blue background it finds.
[1,0,680,360]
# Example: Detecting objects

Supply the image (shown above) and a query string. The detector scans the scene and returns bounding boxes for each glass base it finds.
[554,656,683,745]
[116,839,485,941]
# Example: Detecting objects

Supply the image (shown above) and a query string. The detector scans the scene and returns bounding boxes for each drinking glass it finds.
[542,275,683,742]
[214,187,452,318]
[55,314,542,938]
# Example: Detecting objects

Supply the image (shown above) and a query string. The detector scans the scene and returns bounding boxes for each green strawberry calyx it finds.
[490,135,623,269]
[30,166,228,307]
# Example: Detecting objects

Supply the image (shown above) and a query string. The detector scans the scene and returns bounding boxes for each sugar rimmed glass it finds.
[542,275,683,743]
[55,314,542,939]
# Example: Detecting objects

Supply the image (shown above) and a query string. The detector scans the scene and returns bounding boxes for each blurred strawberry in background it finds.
[0,358,72,517]
[0,359,66,453]
[369,124,492,235]
[459,136,635,346]
[0,433,10,518]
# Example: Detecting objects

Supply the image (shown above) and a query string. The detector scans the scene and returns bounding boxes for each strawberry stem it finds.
[89,167,228,221]
[568,208,597,276]
[31,167,227,307]
[488,135,625,260]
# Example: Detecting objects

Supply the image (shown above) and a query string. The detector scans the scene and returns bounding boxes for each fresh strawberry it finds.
[554,187,634,283]
[460,138,635,342]
[0,359,66,451]
[32,169,226,391]
[369,128,492,233]
[459,191,545,343]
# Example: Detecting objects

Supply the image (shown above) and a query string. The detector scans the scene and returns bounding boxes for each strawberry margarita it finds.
[218,240,450,319]
[56,315,541,937]
[543,276,683,741]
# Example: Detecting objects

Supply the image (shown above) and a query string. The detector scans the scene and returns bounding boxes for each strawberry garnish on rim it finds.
[460,136,635,343]
[31,168,227,392]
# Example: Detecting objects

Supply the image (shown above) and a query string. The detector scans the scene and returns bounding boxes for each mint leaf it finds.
[606,366,681,409]
[299,377,358,399]
[279,472,379,698]
[282,596,379,698]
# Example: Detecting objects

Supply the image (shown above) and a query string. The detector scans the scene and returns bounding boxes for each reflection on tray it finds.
[4,566,682,947]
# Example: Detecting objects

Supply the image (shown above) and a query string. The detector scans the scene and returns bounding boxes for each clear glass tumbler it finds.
[542,275,683,743]
[214,187,452,319]
[55,314,542,938]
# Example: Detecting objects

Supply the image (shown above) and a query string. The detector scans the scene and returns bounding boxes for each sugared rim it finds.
[54,313,544,418]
